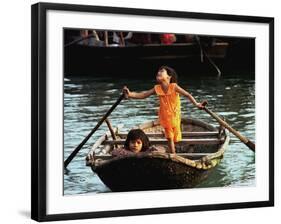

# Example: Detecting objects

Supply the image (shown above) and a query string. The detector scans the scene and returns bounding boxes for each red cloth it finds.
[160,34,176,44]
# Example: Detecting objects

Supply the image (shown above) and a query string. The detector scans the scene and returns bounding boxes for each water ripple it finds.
[64,76,255,195]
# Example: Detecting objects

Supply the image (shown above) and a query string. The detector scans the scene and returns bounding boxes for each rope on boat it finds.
[195,35,222,78]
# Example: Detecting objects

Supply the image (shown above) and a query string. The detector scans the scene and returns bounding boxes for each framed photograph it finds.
[31,2,274,222]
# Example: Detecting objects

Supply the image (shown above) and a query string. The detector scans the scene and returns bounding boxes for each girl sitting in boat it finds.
[123,65,204,154]
[112,129,163,156]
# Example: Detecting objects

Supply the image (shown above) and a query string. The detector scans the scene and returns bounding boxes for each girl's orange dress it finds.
[154,83,182,142]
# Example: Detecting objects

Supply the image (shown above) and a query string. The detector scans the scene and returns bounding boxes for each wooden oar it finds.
[201,101,255,152]
[64,94,125,169]
[105,118,117,140]
[105,118,118,148]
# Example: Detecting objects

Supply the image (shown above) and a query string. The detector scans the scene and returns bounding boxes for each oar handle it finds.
[64,94,125,168]
[201,101,255,152]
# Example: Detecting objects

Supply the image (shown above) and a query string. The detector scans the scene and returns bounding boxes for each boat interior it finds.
[87,119,228,163]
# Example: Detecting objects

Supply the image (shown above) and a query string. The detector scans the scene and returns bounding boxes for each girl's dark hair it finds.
[124,129,151,151]
[158,65,178,83]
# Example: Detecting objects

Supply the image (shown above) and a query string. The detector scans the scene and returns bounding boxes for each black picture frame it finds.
[31,2,274,222]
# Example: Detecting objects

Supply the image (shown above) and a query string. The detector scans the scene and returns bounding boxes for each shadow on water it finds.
[64,74,255,195]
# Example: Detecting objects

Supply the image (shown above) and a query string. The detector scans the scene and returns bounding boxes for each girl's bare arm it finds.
[175,84,204,109]
[123,86,155,99]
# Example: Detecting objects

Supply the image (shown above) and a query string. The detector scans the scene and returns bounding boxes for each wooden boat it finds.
[86,117,230,192]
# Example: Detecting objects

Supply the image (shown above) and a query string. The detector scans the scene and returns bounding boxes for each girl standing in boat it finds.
[123,66,204,154]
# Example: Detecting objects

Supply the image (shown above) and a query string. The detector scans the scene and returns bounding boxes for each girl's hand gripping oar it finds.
[201,100,255,152]
[64,94,125,169]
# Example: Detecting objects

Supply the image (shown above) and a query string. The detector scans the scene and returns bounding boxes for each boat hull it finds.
[92,156,215,191]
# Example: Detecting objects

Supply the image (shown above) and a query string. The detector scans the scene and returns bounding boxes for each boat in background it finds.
[65,42,230,76]
[64,30,244,77]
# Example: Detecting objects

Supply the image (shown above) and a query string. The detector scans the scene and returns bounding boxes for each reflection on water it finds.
[63,75,255,195]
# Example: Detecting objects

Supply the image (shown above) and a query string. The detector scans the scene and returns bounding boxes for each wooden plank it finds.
[87,124,124,156]
[102,138,223,145]
[93,152,213,160]
[88,134,112,156]
[118,131,218,138]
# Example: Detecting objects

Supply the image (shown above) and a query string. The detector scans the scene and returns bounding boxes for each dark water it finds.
[63,75,255,195]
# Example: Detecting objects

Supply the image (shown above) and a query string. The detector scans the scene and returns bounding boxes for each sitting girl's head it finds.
[156,65,178,84]
[124,129,150,153]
